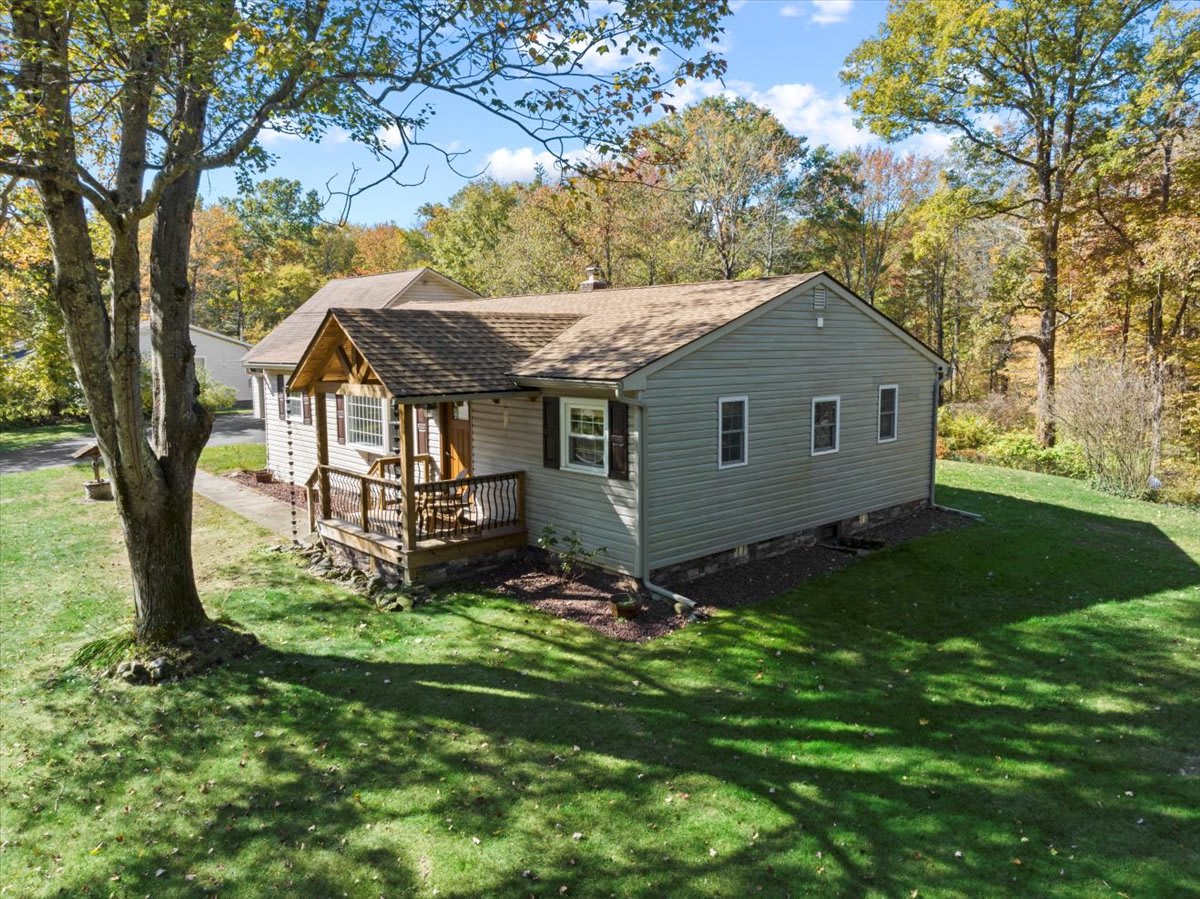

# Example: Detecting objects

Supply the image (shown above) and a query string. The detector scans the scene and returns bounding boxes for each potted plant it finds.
[610,593,641,620]
[253,469,274,483]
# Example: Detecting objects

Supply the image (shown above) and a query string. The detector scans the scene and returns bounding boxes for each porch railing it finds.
[308,464,524,545]
[367,453,434,483]
[414,471,525,542]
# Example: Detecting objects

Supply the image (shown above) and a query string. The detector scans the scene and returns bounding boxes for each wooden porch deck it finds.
[306,464,527,581]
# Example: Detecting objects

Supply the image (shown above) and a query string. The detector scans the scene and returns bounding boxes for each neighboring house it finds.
[248,267,948,588]
[137,323,254,404]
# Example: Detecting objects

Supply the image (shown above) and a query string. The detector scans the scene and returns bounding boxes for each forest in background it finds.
[2,2,1196,504]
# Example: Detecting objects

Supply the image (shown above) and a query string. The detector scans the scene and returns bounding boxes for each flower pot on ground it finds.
[84,479,113,501]
[253,469,274,483]
[610,594,641,620]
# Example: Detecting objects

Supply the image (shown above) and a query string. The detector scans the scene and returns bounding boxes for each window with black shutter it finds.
[608,400,629,480]
[542,396,560,468]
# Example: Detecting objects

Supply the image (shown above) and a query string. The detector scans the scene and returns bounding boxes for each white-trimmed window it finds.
[561,398,607,474]
[811,396,840,455]
[286,391,305,422]
[718,396,748,469]
[878,384,898,443]
[346,395,386,450]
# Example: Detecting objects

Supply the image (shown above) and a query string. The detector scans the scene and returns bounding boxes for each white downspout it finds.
[615,387,697,612]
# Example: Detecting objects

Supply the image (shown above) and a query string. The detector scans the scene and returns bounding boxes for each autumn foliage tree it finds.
[0,0,727,644]
[844,0,1163,446]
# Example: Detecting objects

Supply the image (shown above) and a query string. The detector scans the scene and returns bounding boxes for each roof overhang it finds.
[288,311,390,397]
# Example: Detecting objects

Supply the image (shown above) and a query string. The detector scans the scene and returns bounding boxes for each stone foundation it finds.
[652,498,928,588]
[319,528,527,588]
[415,547,526,587]
[322,536,407,585]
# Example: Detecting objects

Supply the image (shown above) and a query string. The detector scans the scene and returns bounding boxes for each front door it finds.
[441,401,472,479]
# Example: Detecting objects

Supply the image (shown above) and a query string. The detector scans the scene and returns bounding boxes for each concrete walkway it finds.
[0,412,265,475]
[193,470,309,541]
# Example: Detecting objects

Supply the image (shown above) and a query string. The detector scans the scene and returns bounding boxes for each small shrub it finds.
[141,362,237,414]
[938,409,998,451]
[1055,363,1155,497]
[947,394,1032,431]
[538,524,605,582]
[197,366,237,412]
[1152,460,1200,507]
[976,432,1088,480]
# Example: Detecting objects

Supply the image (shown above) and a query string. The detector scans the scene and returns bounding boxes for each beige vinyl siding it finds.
[642,286,938,570]
[251,373,265,418]
[469,394,640,574]
[263,372,388,484]
[393,274,477,305]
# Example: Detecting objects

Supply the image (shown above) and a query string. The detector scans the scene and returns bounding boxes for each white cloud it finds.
[484,147,562,181]
[376,124,415,151]
[911,130,954,158]
[810,0,853,25]
[259,127,302,145]
[753,83,863,149]
[484,146,599,182]
[779,4,802,17]
[666,79,866,151]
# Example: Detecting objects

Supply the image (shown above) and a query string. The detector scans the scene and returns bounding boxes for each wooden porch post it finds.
[398,402,417,551]
[314,389,331,519]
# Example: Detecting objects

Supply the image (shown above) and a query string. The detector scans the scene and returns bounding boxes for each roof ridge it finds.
[334,307,585,320]
[324,267,425,284]
[462,270,819,302]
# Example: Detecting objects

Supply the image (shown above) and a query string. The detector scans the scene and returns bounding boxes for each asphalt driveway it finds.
[0,412,265,475]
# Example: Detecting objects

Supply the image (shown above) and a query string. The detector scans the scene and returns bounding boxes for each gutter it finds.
[614,386,697,613]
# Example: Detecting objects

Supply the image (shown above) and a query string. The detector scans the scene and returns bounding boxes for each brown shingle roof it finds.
[329,309,585,399]
[403,272,821,380]
[243,269,476,367]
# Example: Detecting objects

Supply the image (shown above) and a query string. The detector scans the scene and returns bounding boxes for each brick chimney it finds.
[578,263,610,292]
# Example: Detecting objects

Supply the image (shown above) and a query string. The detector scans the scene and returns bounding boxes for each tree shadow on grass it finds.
[15,484,1200,897]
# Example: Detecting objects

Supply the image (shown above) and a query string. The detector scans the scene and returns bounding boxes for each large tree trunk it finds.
[1035,200,1059,447]
[26,12,213,638]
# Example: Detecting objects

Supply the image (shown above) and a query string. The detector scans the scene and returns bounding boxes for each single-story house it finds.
[243,267,948,588]
[138,323,254,404]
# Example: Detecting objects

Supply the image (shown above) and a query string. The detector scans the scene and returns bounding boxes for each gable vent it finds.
[813,286,827,311]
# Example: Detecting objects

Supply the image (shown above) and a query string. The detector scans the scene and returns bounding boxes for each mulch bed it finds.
[229,471,308,508]
[471,561,689,642]
[469,508,972,640]
[683,507,974,609]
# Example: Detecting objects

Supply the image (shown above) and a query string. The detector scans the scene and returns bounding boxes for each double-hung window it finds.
[285,391,305,422]
[346,395,386,450]
[878,385,898,442]
[718,396,748,468]
[561,398,607,474]
[811,396,840,455]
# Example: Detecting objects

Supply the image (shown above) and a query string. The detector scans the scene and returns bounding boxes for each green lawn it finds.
[198,442,266,475]
[1,462,1197,897]
[0,421,93,453]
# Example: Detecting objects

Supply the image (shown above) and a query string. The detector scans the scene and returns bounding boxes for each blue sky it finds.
[198,0,937,226]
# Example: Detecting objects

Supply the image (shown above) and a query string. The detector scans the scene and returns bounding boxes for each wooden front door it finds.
[441,401,472,479]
